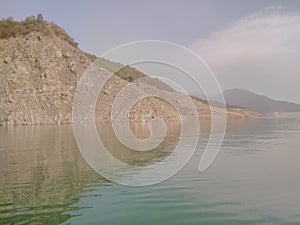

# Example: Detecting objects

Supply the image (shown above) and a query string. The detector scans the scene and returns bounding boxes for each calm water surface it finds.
[0,119,300,225]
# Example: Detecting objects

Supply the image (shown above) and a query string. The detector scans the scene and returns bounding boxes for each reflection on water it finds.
[0,122,186,224]
[96,122,181,165]
[0,119,300,225]
[0,125,106,224]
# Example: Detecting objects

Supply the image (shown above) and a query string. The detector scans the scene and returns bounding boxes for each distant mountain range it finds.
[213,88,300,114]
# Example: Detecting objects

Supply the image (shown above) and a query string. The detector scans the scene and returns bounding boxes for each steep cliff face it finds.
[0,31,89,125]
[0,25,259,126]
[0,31,180,125]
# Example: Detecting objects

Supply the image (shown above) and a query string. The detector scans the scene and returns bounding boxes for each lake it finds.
[0,118,300,225]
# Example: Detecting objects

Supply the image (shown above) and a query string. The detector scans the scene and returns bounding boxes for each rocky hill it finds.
[215,89,300,114]
[85,53,146,82]
[0,17,259,126]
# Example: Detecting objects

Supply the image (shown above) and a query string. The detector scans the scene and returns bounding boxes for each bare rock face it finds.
[0,31,259,126]
[0,31,182,125]
[0,32,89,125]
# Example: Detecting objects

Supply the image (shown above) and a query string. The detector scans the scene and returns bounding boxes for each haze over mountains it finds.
[214,89,300,114]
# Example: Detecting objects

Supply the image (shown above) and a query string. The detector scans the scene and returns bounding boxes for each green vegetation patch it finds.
[0,14,78,48]
[84,53,146,82]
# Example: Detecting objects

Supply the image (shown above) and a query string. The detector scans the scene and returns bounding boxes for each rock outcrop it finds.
[0,26,259,126]
[0,31,88,125]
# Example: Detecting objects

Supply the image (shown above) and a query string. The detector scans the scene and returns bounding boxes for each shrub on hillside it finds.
[0,14,78,48]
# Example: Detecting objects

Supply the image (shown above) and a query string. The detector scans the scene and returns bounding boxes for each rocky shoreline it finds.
[0,29,260,126]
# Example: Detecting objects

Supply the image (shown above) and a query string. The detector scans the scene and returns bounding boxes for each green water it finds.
[0,119,300,224]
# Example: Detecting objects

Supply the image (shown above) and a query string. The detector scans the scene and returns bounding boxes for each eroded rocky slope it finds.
[0,27,259,126]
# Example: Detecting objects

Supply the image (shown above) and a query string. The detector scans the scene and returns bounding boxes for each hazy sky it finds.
[1,0,300,103]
